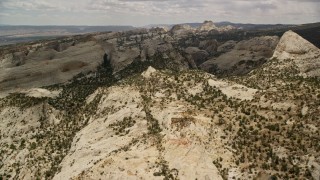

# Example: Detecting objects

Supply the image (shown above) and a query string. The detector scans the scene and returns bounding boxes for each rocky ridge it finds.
[200,36,279,76]
[198,20,218,32]
[0,24,320,180]
[2,21,312,97]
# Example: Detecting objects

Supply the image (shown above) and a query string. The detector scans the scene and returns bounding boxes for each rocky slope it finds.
[1,55,319,179]
[53,67,260,180]
[0,24,320,180]
[272,30,320,77]
[0,37,105,97]
[200,36,279,76]
[2,21,309,97]
[198,20,218,32]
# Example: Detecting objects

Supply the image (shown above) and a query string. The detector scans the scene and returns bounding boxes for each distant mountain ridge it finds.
[1,21,319,47]
[0,25,134,35]
[0,25,135,46]
[143,21,296,30]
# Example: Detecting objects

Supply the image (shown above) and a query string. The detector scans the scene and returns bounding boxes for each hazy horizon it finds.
[0,0,319,26]
[1,20,319,27]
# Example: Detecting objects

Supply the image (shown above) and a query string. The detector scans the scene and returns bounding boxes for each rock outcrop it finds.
[1,22,320,180]
[272,30,320,77]
[200,36,279,75]
[217,40,237,53]
[198,20,217,32]
[199,39,218,54]
[53,67,260,180]
[0,41,105,97]
[185,47,209,66]
[0,60,319,180]
[149,27,167,34]
[170,24,194,37]
[141,39,173,61]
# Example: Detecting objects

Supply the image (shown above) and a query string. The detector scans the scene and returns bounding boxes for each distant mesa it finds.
[169,20,236,37]
[149,27,168,34]
[170,24,193,31]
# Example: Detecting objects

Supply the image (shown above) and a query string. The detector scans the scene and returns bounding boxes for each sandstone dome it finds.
[198,20,217,32]
[273,30,320,77]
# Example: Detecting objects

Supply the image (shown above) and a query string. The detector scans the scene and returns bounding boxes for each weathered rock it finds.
[217,40,237,53]
[53,68,248,180]
[236,36,279,54]
[274,30,318,55]
[308,156,320,180]
[1,24,319,180]
[0,62,318,180]
[141,39,173,61]
[272,30,320,77]
[123,28,149,36]
[167,50,190,71]
[185,47,201,54]
[218,25,236,32]
[0,103,63,179]
[201,36,279,75]
[0,41,105,97]
[198,20,217,32]
[111,47,140,72]
[199,39,218,54]
[149,27,167,34]
[170,24,194,37]
[185,54,198,69]
[192,50,209,66]
[185,47,209,66]
[12,51,27,67]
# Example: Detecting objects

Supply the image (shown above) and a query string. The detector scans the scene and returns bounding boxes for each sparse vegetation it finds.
[0,24,319,180]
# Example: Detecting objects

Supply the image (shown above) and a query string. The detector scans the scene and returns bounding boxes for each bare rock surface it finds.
[272,30,320,77]
[217,40,237,53]
[0,41,104,97]
[53,68,255,180]
[0,25,319,180]
[170,24,194,37]
[199,39,218,54]
[185,47,209,66]
[19,88,61,98]
[208,79,258,101]
[198,20,217,32]
[200,36,279,75]
[0,62,319,179]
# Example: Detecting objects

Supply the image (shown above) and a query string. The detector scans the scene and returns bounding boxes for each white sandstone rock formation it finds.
[208,79,258,101]
[272,30,320,77]
[170,24,194,37]
[53,67,242,180]
[198,20,217,32]
[19,88,61,98]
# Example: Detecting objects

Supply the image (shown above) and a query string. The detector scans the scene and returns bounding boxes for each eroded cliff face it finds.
[200,36,279,76]
[0,21,288,97]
